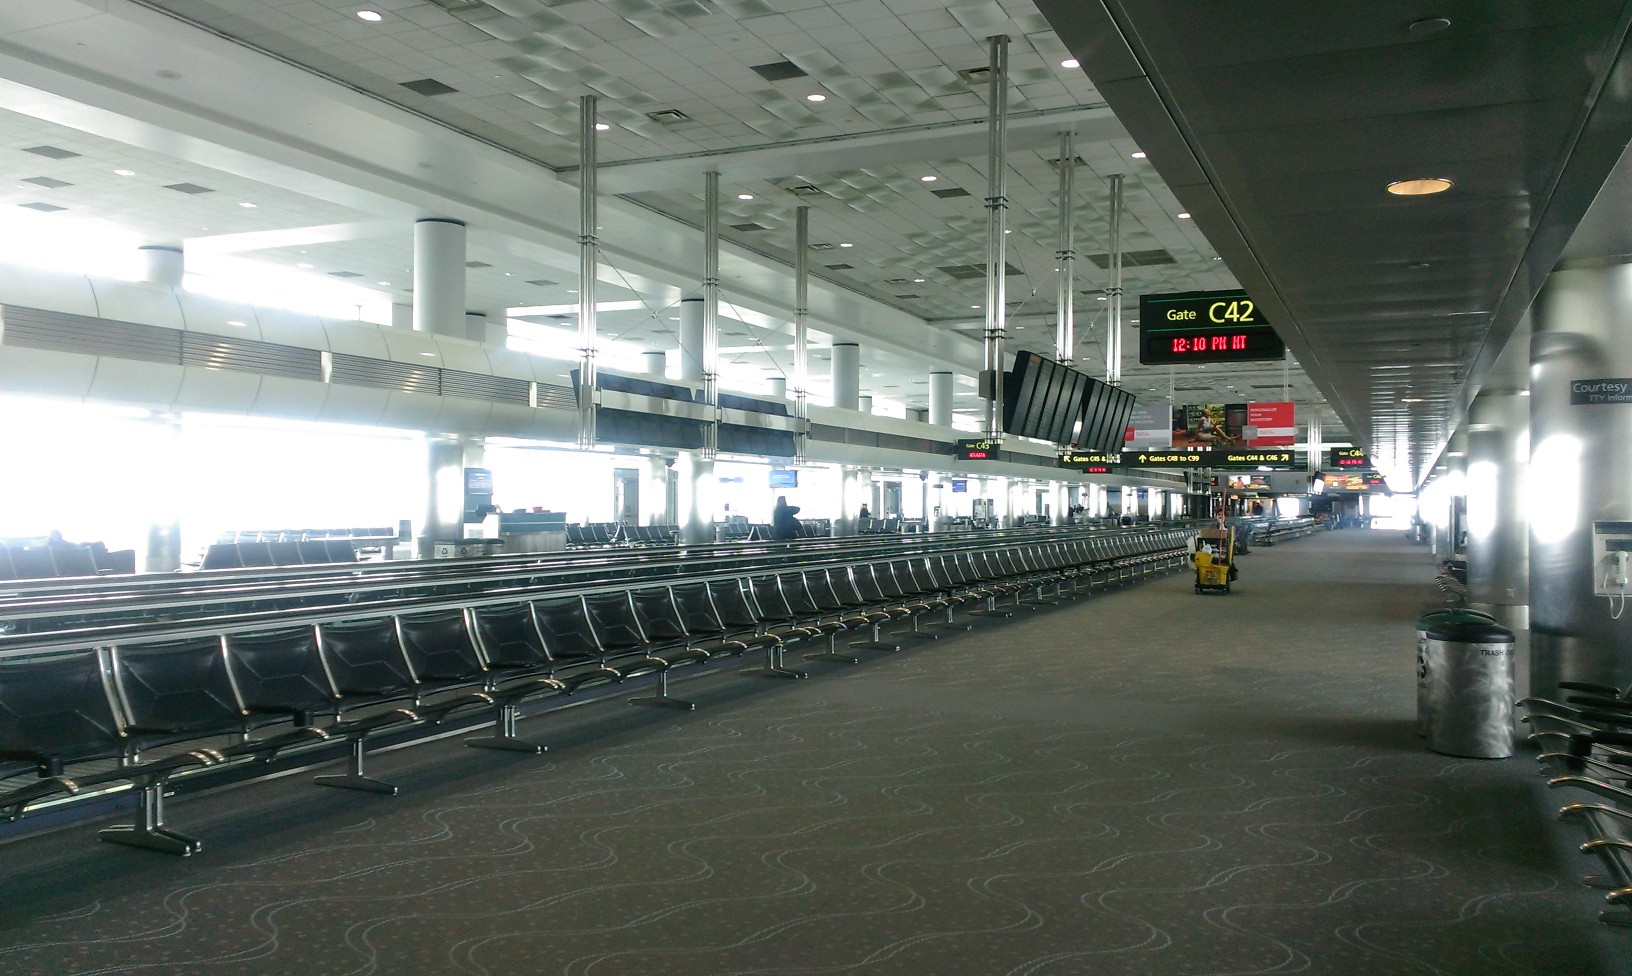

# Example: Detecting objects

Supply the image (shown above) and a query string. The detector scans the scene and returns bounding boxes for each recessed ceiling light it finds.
[806,93,826,102]
[1407,16,1451,35]
[1210,256,1222,261]
[1387,177,1454,196]
[296,262,313,269]
[1096,295,1107,301]
[1060,58,1080,69]
[113,168,135,176]
[1177,212,1192,219]
[1401,397,1424,403]
[1131,151,1147,159]
[913,278,926,283]
[239,201,257,208]
[1004,229,1011,234]
[357,10,383,22]
[737,193,754,200]
[920,175,937,182]
[377,281,390,286]
[839,242,853,248]
[420,352,437,357]
[594,123,610,131]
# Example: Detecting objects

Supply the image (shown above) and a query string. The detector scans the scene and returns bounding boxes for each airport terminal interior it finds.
[1,1,1631,973]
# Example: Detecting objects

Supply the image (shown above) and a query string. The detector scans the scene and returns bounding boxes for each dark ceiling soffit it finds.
[1452,7,1632,438]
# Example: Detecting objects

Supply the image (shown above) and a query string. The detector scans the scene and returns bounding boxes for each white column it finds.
[465,311,491,343]
[929,371,954,426]
[644,455,674,525]
[413,218,467,337]
[391,302,413,330]
[143,415,183,571]
[138,244,184,289]
[643,351,667,377]
[676,451,715,544]
[767,376,788,398]
[678,297,705,382]
[858,394,873,415]
[831,342,860,410]
[836,465,869,537]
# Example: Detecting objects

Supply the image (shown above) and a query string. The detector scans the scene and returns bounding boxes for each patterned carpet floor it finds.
[2,530,1627,975]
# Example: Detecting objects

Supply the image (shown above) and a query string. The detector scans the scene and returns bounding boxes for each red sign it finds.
[1244,401,1294,447]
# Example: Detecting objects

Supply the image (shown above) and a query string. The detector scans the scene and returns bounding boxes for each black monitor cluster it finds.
[1002,350,1136,453]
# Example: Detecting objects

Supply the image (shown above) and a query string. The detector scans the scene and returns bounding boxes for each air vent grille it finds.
[441,368,530,404]
[939,262,1023,280]
[534,383,578,409]
[180,333,319,380]
[330,353,440,395]
[1,306,182,364]
[930,187,972,199]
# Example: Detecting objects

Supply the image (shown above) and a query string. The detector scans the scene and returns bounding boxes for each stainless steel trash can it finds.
[1415,608,1494,737]
[1424,619,1516,758]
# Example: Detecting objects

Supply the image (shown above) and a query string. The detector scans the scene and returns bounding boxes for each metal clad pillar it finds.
[831,342,860,411]
[678,298,704,381]
[703,171,720,459]
[982,34,1010,442]
[413,218,466,337]
[643,350,667,376]
[794,206,811,463]
[1466,391,1530,635]
[578,94,599,449]
[1055,131,1076,365]
[1105,174,1124,385]
[929,371,954,426]
[1530,264,1632,694]
[768,376,787,398]
[675,451,714,545]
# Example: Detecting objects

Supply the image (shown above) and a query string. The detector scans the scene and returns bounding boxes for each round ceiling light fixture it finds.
[357,9,383,22]
[1060,58,1080,69]
[806,93,826,102]
[1387,177,1454,196]
[1407,16,1451,35]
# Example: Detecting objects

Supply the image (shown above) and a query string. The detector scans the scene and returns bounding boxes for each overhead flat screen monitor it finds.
[1138,290,1285,365]
[1075,381,1136,454]
[955,438,996,461]
[768,469,798,488]
[1329,447,1370,468]
[1002,350,1088,444]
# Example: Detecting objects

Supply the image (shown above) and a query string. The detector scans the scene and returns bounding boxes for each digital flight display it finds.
[1329,448,1370,468]
[1138,290,1286,365]
[955,438,996,461]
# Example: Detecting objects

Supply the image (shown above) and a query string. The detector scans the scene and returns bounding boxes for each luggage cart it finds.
[1193,526,1238,595]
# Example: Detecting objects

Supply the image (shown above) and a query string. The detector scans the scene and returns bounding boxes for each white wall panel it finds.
[380,391,445,430]
[86,357,184,405]
[430,336,492,375]
[248,376,327,420]
[176,293,265,341]
[89,280,185,330]
[316,384,391,426]
[0,268,100,317]
[322,320,390,359]
[0,346,97,399]
[173,366,260,413]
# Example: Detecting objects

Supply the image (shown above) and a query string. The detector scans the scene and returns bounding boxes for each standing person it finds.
[771,495,802,541]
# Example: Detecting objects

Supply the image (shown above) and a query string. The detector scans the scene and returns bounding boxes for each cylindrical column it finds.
[675,451,715,545]
[767,376,788,398]
[929,371,954,426]
[858,394,873,415]
[465,312,490,344]
[831,342,860,411]
[643,455,674,525]
[1105,174,1124,385]
[420,433,475,555]
[836,465,869,537]
[1530,263,1632,695]
[794,206,811,463]
[1466,391,1530,623]
[1056,131,1076,365]
[391,303,413,330]
[982,34,1010,441]
[677,298,705,382]
[413,219,467,337]
[139,244,184,289]
[702,171,721,459]
[578,94,600,449]
[643,350,667,377]
[143,415,183,572]
[909,408,929,423]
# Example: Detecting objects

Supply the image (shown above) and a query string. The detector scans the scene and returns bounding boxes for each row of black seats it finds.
[564,524,679,548]
[0,530,1194,856]
[199,540,357,570]
[221,527,398,544]
[0,543,135,581]
[1520,679,1632,926]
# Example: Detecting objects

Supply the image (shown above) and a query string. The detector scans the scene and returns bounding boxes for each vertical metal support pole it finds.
[1106,173,1124,385]
[578,95,599,449]
[794,206,810,464]
[982,34,1010,442]
[1055,131,1076,365]
[703,171,721,460]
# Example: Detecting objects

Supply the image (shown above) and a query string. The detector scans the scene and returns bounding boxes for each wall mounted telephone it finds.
[1592,522,1632,618]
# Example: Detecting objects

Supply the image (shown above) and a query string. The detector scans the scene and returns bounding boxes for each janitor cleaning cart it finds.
[1193,526,1238,595]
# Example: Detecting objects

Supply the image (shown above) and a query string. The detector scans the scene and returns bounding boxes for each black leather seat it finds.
[531,595,624,692]
[463,603,568,753]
